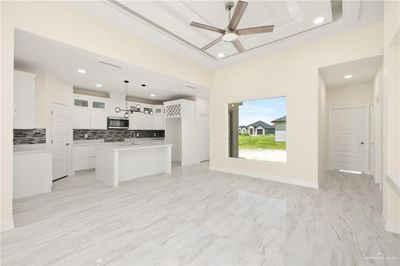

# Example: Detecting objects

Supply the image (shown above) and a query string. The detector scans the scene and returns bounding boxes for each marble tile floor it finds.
[1,163,399,266]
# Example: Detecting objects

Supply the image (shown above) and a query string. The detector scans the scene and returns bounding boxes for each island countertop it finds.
[96,142,172,152]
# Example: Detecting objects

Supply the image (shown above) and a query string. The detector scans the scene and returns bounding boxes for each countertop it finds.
[14,144,52,154]
[96,142,172,152]
[73,138,165,146]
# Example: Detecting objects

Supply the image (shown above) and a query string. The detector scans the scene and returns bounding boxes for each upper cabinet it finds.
[72,94,165,130]
[14,70,37,129]
[73,95,107,129]
[153,105,165,130]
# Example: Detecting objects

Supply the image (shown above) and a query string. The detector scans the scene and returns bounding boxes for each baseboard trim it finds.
[210,166,318,189]
[1,219,15,233]
[381,214,400,235]
[386,174,400,196]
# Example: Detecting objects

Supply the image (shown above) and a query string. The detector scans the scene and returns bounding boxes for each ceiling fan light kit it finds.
[190,1,275,57]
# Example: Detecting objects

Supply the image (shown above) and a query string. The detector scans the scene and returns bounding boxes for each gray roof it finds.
[247,120,274,129]
[271,115,287,123]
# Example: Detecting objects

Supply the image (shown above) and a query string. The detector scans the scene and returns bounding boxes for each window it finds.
[228,97,287,162]
[74,99,89,107]
[92,101,105,109]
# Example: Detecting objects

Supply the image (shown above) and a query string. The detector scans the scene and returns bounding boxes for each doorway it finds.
[330,106,369,173]
[51,103,69,180]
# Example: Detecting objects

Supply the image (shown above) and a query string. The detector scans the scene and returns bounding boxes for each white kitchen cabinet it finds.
[72,146,90,171]
[14,70,36,129]
[164,99,197,166]
[129,112,143,130]
[72,145,96,172]
[90,109,107,129]
[153,105,165,130]
[73,95,108,129]
[142,114,154,130]
[141,105,154,130]
[72,107,91,129]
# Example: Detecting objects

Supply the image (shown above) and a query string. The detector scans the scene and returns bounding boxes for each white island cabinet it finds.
[95,143,172,187]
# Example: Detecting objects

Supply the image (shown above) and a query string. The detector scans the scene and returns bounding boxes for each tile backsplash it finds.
[73,129,164,142]
[14,129,46,145]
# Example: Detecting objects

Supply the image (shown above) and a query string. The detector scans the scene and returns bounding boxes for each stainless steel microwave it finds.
[107,117,129,129]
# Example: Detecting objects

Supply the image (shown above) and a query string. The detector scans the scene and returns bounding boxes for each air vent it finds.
[99,61,122,69]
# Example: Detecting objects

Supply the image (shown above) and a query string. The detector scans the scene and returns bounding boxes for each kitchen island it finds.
[95,142,172,187]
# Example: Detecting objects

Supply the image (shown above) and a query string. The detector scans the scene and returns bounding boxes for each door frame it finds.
[50,102,70,179]
[329,105,370,174]
[198,113,209,162]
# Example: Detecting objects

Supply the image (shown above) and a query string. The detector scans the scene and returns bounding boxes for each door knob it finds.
[66,143,70,146]
[360,142,364,145]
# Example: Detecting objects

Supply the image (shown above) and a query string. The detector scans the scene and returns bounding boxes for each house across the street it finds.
[239,120,275,136]
[271,115,287,142]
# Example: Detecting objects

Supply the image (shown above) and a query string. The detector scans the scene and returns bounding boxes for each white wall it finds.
[0,0,211,230]
[35,73,74,149]
[318,75,328,179]
[382,0,400,234]
[195,97,209,161]
[372,65,383,185]
[210,23,383,189]
[326,83,373,107]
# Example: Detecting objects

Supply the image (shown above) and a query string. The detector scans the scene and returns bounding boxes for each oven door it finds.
[107,117,129,129]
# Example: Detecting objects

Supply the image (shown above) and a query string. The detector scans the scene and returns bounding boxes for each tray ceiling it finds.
[109,0,333,59]
[68,0,383,68]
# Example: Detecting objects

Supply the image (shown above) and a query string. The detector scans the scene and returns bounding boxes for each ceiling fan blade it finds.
[232,39,245,53]
[190,22,225,34]
[202,36,222,51]
[237,25,274,35]
[228,1,248,31]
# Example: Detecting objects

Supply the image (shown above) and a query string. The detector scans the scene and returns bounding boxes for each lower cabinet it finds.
[72,146,96,172]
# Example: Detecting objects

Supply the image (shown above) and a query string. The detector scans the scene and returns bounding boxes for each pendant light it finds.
[115,80,134,118]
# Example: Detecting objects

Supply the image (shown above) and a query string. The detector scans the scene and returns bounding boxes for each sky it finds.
[238,97,287,126]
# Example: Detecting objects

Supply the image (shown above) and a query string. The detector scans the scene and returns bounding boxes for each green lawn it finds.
[239,135,286,150]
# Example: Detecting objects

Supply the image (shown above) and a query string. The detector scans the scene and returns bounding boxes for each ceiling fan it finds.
[190,1,274,54]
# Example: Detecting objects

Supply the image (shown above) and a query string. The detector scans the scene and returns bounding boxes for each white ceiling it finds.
[67,0,383,68]
[319,55,383,89]
[14,30,209,101]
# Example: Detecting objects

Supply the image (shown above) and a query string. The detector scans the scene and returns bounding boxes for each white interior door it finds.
[51,103,69,180]
[330,106,369,173]
[199,114,209,161]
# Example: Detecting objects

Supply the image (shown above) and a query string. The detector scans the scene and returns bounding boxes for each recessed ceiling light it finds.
[95,84,102,88]
[313,17,325,25]
[217,52,225,58]
[150,94,155,97]
[77,69,86,74]
[344,74,353,79]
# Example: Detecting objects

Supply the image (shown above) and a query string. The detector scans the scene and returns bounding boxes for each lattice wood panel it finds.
[165,104,181,117]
